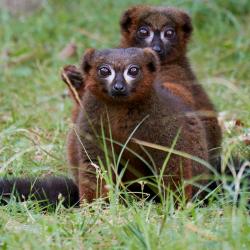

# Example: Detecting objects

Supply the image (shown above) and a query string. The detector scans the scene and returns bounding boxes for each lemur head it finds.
[120,5,193,63]
[81,48,159,103]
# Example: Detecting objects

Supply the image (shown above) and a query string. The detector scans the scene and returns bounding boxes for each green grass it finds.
[0,0,250,249]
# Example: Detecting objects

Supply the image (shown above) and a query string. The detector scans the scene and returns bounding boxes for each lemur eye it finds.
[98,66,111,77]
[137,27,150,38]
[128,66,140,77]
[164,28,175,39]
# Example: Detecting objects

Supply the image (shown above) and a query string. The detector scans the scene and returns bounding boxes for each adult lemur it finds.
[1,48,210,205]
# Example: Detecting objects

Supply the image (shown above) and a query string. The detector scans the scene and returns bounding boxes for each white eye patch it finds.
[103,66,115,85]
[123,66,136,85]
[145,30,154,45]
[160,31,168,44]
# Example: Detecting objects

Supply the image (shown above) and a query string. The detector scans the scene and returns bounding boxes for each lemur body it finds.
[62,6,221,165]
[67,48,209,202]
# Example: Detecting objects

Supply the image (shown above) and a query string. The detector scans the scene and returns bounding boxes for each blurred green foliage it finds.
[0,1,249,249]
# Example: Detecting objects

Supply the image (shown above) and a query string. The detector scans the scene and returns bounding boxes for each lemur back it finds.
[67,48,209,203]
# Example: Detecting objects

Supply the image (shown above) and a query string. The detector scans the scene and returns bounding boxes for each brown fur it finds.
[67,48,209,203]
[61,5,221,166]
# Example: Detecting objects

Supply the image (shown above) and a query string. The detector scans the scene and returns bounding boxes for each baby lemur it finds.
[61,6,222,166]
[67,48,209,202]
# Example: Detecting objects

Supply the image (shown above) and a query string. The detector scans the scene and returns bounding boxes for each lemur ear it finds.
[120,6,138,33]
[81,48,95,74]
[181,11,193,38]
[143,48,159,73]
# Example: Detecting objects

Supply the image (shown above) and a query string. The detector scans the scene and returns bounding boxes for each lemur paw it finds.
[61,65,84,89]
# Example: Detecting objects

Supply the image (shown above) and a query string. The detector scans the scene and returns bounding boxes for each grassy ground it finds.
[0,0,250,249]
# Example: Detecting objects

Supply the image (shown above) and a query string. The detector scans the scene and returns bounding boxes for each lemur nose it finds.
[113,82,125,92]
[152,45,163,54]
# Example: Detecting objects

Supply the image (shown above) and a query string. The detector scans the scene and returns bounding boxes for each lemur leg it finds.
[77,134,110,203]
[78,161,108,202]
